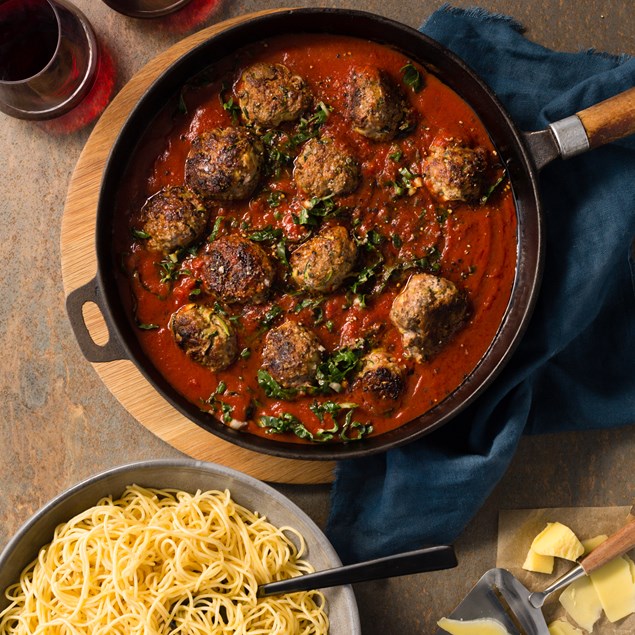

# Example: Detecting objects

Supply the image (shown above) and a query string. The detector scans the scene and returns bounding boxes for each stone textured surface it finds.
[0,1,633,633]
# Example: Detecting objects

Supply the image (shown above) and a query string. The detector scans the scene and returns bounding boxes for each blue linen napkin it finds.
[326,6,635,564]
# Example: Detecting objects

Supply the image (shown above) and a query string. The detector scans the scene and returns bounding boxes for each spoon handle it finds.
[257,544,457,597]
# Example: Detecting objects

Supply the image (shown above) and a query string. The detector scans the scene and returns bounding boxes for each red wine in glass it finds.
[0,0,99,120]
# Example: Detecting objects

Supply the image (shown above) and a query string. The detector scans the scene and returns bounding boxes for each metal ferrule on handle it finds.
[549,115,590,159]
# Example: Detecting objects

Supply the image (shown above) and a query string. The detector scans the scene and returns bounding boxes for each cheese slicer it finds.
[435,518,635,635]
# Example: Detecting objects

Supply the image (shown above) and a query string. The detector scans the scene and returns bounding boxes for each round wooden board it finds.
[60,11,335,485]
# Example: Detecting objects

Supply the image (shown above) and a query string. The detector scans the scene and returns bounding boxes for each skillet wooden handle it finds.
[577,86,635,149]
[580,513,635,574]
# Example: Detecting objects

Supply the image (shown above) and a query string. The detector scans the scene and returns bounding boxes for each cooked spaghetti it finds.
[0,486,329,634]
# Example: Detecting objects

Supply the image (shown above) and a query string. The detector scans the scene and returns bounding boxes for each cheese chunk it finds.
[589,554,635,622]
[559,577,603,632]
[523,546,554,573]
[531,522,584,561]
[581,534,608,555]
[437,617,511,635]
[547,619,584,635]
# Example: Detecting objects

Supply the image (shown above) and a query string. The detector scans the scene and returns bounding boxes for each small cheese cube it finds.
[522,547,554,574]
[531,522,584,561]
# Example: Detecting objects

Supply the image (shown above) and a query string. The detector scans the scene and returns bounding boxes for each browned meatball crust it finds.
[236,62,312,128]
[261,320,324,391]
[293,137,360,199]
[422,140,489,203]
[290,225,357,293]
[138,186,208,254]
[355,349,406,402]
[198,235,275,304]
[348,66,405,142]
[169,303,237,371]
[185,127,264,201]
[389,273,469,361]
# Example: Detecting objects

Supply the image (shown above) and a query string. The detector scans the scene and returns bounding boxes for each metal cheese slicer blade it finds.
[436,518,635,635]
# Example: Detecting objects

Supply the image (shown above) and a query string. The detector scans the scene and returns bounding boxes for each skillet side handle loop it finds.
[577,86,635,150]
[579,515,635,574]
[66,278,128,363]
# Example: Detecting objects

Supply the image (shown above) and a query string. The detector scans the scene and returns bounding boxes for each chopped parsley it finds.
[401,62,423,92]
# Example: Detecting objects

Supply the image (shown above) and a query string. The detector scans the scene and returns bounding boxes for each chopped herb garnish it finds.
[266,190,285,208]
[137,322,159,330]
[221,96,241,124]
[176,90,187,115]
[292,194,340,227]
[257,370,298,401]
[131,228,151,240]
[314,344,365,394]
[401,62,423,92]
[389,149,403,162]
[349,257,384,306]
[288,101,332,148]
[220,402,234,423]
[208,216,224,242]
[257,413,319,441]
[158,250,190,283]
[436,207,450,223]
[239,348,251,359]
[480,173,507,203]
[391,234,403,248]
[258,305,283,332]
[248,226,283,242]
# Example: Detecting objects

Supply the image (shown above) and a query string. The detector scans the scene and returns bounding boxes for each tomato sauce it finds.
[113,34,517,444]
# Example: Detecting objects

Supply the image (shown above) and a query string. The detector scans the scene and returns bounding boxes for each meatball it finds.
[198,234,275,304]
[290,225,357,293]
[138,186,208,254]
[236,62,312,128]
[355,350,406,410]
[348,66,405,141]
[185,127,264,201]
[261,320,324,392]
[169,303,237,371]
[389,273,469,361]
[422,140,489,203]
[294,137,360,199]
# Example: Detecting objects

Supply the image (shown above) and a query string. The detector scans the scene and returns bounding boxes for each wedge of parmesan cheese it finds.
[559,576,603,632]
[547,619,584,635]
[589,554,635,622]
[522,547,554,574]
[531,522,584,561]
[437,617,511,635]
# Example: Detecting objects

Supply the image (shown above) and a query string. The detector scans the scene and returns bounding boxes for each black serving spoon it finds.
[257,544,457,597]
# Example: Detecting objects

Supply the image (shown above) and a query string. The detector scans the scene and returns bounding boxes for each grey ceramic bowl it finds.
[0,459,360,633]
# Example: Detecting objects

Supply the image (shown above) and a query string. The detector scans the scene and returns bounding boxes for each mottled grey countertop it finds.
[1,1,633,633]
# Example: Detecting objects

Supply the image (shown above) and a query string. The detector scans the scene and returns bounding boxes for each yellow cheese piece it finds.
[559,576,603,632]
[437,617,511,635]
[581,534,608,555]
[590,554,635,622]
[531,522,584,561]
[547,619,584,635]
[523,547,554,573]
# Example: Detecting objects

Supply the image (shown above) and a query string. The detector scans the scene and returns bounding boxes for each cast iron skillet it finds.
[66,8,635,461]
